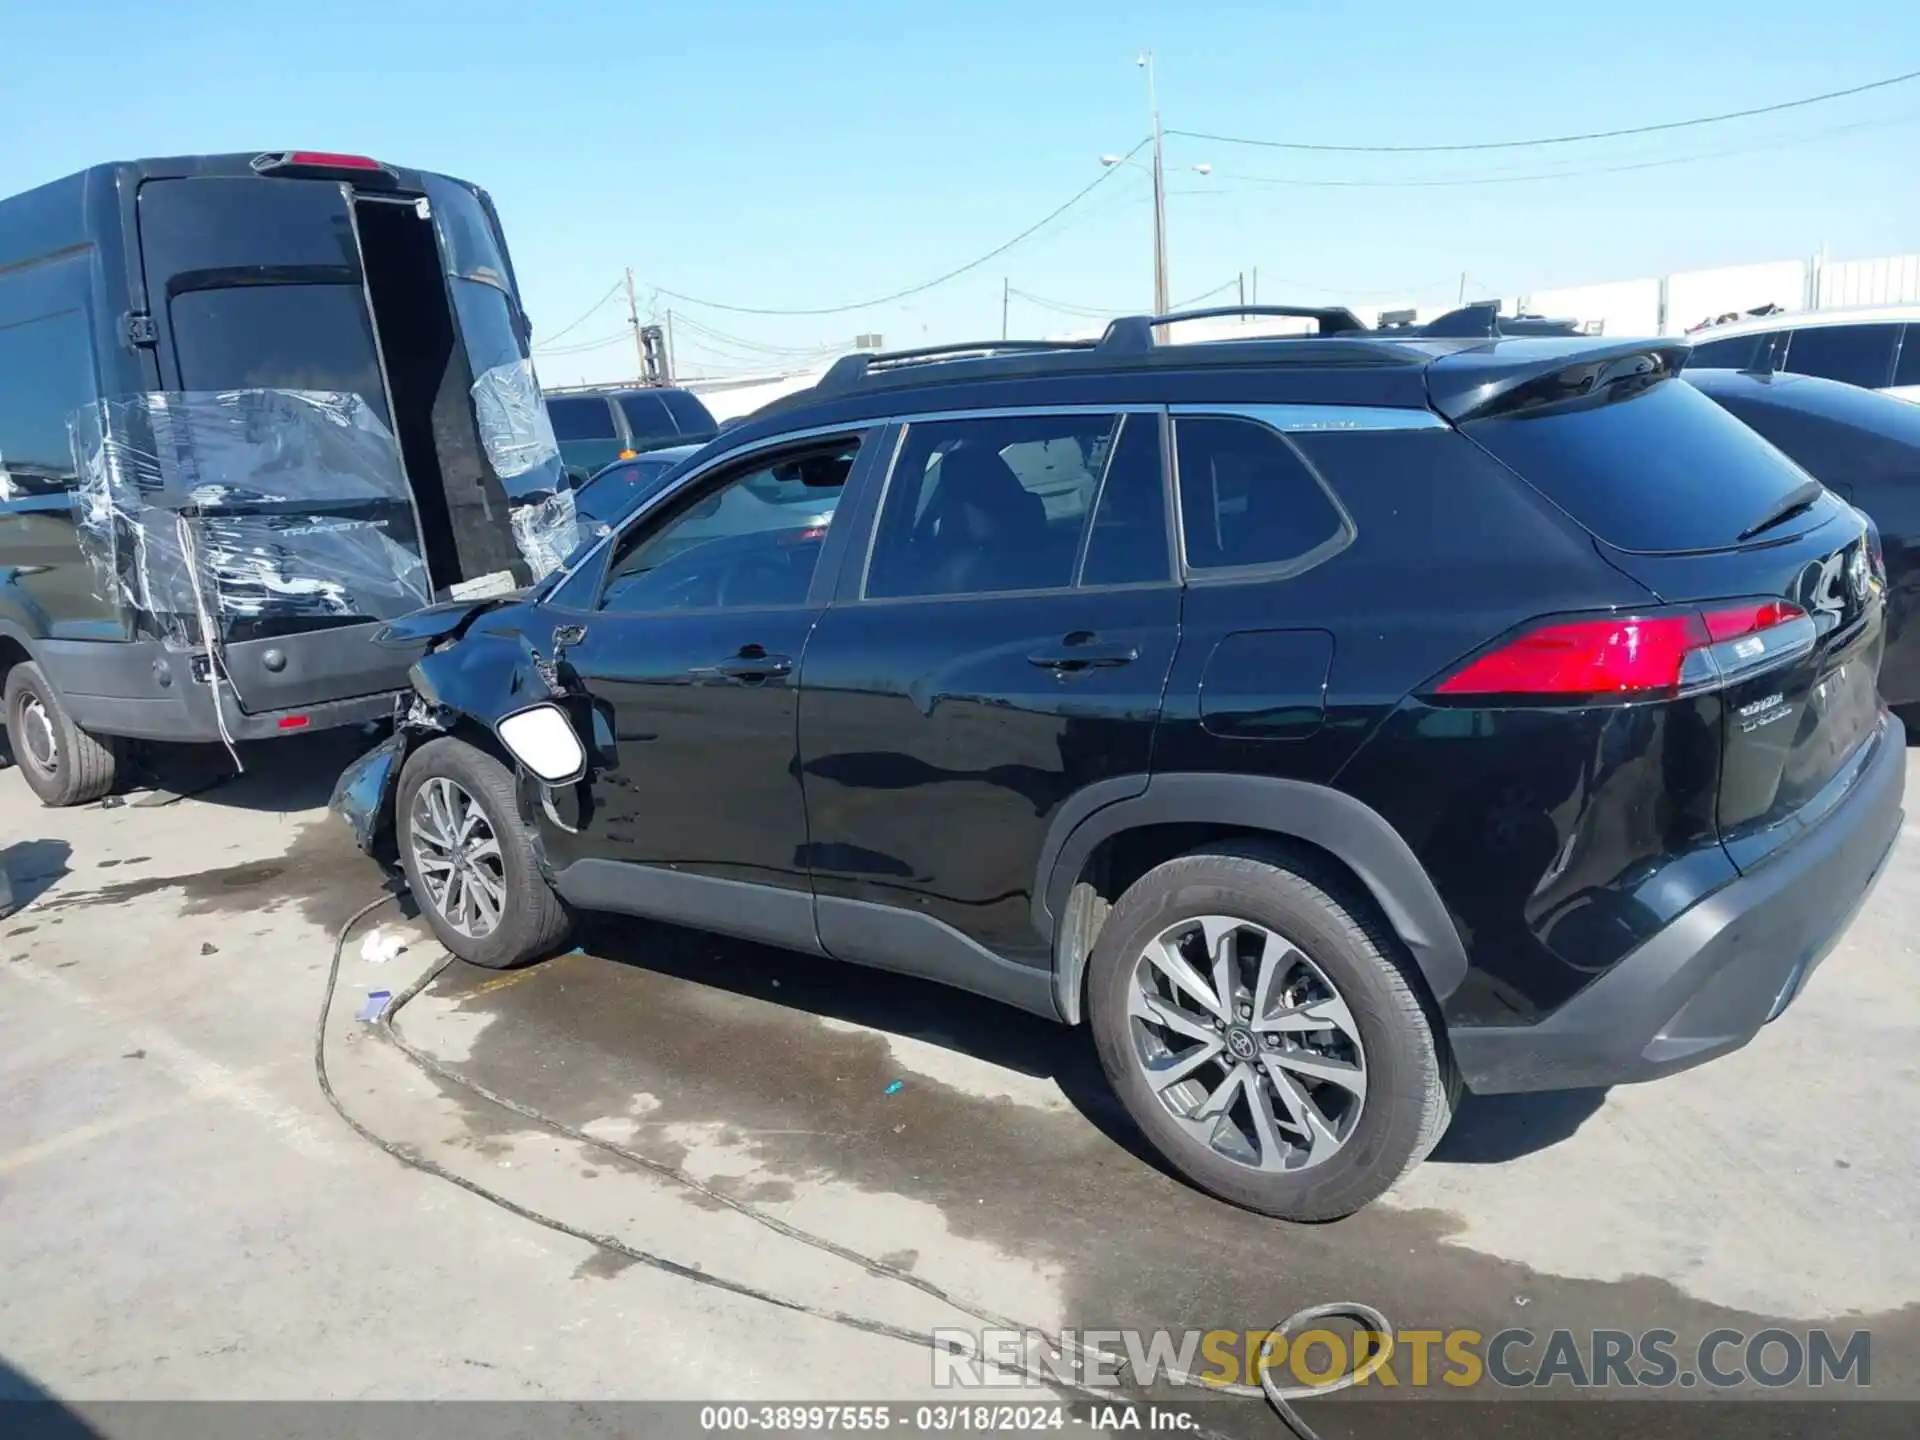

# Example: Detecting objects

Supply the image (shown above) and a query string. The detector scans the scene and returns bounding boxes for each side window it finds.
[865,413,1118,600]
[1781,323,1899,389]
[0,308,97,498]
[1894,327,1920,388]
[1078,413,1170,586]
[1174,415,1350,573]
[546,396,617,441]
[598,441,854,614]
[663,390,719,437]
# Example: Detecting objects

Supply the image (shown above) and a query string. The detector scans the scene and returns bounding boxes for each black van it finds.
[0,151,575,805]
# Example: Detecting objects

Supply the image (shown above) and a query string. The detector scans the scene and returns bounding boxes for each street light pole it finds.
[1142,51,1169,316]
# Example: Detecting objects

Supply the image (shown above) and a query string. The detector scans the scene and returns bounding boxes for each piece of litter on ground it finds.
[360,929,406,965]
[199,942,218,955]
[883,1080,904,1096]
[771,979,781,988]
[356,989,392,1022]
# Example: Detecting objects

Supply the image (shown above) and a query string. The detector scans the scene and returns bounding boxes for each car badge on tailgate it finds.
[1801,550,1851,632]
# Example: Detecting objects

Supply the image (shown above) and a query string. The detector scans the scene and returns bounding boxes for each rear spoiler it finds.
[1424,338,1694,424]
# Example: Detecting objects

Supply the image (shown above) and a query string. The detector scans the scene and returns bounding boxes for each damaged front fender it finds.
[329,730,407,861]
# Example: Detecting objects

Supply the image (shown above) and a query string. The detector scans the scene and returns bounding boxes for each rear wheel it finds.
[396,737,571,969]
[1087,844,1454,1221]
[3,661,119,807]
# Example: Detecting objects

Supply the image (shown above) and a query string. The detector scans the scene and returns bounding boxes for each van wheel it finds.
[1086,843,1455,1222]
[396,736,571,969]
[3,662,119,807]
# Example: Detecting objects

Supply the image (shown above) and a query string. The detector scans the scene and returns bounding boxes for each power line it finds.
[1007,286,1130,319]
[1169,278,1239,309]
[533,329,632,356]
[655,139,1151,317]
[534,279,624,345]
[1173,109,1920,191]
[1169,65,1920,154]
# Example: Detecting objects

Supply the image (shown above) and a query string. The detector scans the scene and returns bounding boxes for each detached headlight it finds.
[496,704,587,784]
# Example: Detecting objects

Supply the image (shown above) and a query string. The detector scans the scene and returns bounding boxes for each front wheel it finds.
[396,737,571,969]
[1086,844,1455,1222]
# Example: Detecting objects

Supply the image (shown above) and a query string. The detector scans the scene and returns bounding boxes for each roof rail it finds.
[1098,304,1368,352]
[815,339,1095,395]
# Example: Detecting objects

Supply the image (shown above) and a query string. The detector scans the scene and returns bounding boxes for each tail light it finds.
[1435,601,1816,701]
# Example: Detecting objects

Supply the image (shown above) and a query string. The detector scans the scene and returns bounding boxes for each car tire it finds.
[3,661,119,808]
[1086,841,1455,1222]
[395,736,571,969]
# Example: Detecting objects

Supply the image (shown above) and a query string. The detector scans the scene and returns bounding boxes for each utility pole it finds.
[1458,271,1467,306]
[1237,271,1245,318]
[1142,51,1169,316]
[1251,267,1258,307]
[664,308,677,385]
[1002,277,1010,341]
[624,267,646,383]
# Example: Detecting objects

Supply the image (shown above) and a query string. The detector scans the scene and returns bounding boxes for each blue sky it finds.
[7,1,1917,384]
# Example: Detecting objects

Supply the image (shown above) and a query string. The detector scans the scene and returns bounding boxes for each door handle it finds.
[715,651,793,681]
[1028,634,1139,672]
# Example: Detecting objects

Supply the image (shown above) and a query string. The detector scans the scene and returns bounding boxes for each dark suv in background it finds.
[335,307,1904,1221]
[544,386,718,482]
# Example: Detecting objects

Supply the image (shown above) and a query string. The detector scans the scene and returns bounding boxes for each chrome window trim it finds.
[1168,402,1445,432]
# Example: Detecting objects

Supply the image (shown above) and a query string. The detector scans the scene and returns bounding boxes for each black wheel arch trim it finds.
[1039,771,1470,1024]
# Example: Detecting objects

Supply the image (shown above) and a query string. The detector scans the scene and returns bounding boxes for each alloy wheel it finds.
[409,776,507,939]
[1128,915,1367,1173]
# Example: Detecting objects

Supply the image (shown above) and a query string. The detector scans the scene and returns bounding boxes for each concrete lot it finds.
[2,731,1916,1434]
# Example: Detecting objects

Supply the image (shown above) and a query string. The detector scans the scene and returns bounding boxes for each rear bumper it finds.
[1452,710,1906,1094]
[37,636,408,744]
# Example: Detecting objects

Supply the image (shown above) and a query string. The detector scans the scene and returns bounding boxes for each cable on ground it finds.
[317,891,1386,1438]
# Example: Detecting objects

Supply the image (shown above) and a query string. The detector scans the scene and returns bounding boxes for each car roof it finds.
[717,312,1687,452]
[1685,367,1920,440]
[1689,303,1920,341]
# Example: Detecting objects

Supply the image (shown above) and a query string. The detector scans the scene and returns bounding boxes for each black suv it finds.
[333,306,1905,1221]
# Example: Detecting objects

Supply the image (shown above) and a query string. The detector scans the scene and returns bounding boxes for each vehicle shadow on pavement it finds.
[0,1354,101,1438]
[120,727,386,816]
[571,913,1179,1177]
[572,913,1610,1176]
[0,838,72,917]
[1428,1085,1609,1163]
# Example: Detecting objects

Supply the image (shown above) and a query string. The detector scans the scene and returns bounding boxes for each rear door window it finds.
[1781,323,1899,388]
[864,413,1116,599]
[169,287,386,399]
[663,390,718,437]
[1463,373,1824,553]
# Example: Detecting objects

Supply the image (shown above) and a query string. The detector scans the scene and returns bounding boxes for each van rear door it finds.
[133,173,433,713]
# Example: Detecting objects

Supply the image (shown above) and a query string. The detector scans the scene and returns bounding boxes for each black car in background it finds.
[1687,367,1920,707]
[545,387,718,482]
[334,308,1903,1222]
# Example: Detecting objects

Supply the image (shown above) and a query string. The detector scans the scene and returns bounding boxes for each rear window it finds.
[617,392,677,445]
[663,390,718,436]
[1463,374,1822,553]
[170,285,385,404]
[546,396,617,441]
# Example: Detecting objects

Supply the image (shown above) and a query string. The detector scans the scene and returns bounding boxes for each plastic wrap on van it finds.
[67,389,431,641]
[469,359,580,578]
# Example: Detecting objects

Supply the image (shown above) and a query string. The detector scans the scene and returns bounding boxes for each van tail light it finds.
[1435,601,1815,701]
